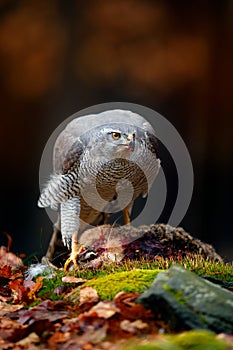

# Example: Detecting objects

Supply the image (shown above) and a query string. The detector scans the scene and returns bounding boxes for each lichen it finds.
[83,269,161,300]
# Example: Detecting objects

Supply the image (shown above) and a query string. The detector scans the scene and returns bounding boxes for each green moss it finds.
[83,269,161,300]
[36,270,64,301]
[179,258,233,283]
[28,255,233,306]
[170,330,228,350]
[71,256,233,283]
[124,339,181,350]
[73,259,164,280]
[124,331,228,350]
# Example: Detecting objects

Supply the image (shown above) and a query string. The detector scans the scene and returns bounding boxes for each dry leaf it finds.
[15,332,40,346]
[79,287,99,306]
[62,276,87,284]
[87,301,120,319]
[27,276,44,300]
[0,247,23,267]
[0,302,24,317]
[48,330,71,345]
[0,318,27,341]
[0,265,12,278]
[120,319,148,333]
[81,322,108,345]
[114,291,154,320]
[18,300,69,325]
[8,279,29,304]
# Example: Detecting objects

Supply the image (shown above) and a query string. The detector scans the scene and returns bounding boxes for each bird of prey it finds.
[38,109,160,270]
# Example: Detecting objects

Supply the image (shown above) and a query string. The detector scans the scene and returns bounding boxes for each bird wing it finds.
[53,134,84,175]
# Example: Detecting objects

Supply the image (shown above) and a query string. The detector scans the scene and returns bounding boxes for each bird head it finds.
[108,130,136,153]
[86,124,138,160]
[103,126,137,159]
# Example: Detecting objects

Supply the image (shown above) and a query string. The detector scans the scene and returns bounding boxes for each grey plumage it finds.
[38,109,160,251]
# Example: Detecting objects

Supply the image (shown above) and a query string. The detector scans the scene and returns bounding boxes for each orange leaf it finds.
[8,279,28,303]
[27,276,44,301]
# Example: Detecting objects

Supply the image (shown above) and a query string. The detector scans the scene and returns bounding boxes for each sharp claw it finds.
[64,254,79,271]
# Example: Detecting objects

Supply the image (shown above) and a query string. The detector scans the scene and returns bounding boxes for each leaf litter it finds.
[0,259,165,349]
[0,242,232,349]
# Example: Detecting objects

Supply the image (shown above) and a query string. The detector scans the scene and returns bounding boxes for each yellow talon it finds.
[64,233,86,271]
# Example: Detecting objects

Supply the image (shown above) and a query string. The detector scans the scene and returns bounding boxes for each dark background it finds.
[0,1,232,261]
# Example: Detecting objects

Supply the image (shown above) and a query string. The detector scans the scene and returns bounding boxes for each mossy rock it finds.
[137,265,233,333]
[124,330,228,350]
[83,269,162,300]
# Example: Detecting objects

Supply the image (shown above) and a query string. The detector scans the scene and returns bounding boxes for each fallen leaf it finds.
[61,317,80,333]
[87,301,120,319]
[81,322,108,345]
[48,330,71,345]
[17,300,69,325]
[27,276,44,300]
[0,318,28,342]
[62,276,87,284]
[0,338,14,349]
[79,287,99,306]
[0,295,12,303]
[120,319,148,333]
[0,265,12,278]
[43,299,69,311]
[0,302,24,317]
[0,276,12,303]
[8,279,29,304]
[15,332,40,346]
[0,247,23,267]
[114,291,154,320]
[27,319,55,338]
[78,312,108,345]
[58,336,93,350]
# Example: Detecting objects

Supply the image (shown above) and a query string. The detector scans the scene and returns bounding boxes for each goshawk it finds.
[38,109,160,270]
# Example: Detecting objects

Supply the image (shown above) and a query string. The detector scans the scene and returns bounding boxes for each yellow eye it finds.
[112,132,121,140]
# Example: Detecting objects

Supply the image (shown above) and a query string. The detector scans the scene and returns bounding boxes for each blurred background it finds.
[0,0,232,262]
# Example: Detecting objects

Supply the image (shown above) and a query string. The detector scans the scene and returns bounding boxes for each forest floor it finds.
[0,226,233,349]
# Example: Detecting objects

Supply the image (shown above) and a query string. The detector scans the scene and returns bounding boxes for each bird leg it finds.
[123,207,130,224]
[61,197,84,271]
[64,232,86,271]
[123,201,134,225]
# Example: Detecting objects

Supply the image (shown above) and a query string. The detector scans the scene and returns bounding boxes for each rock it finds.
[137,264,233,333]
